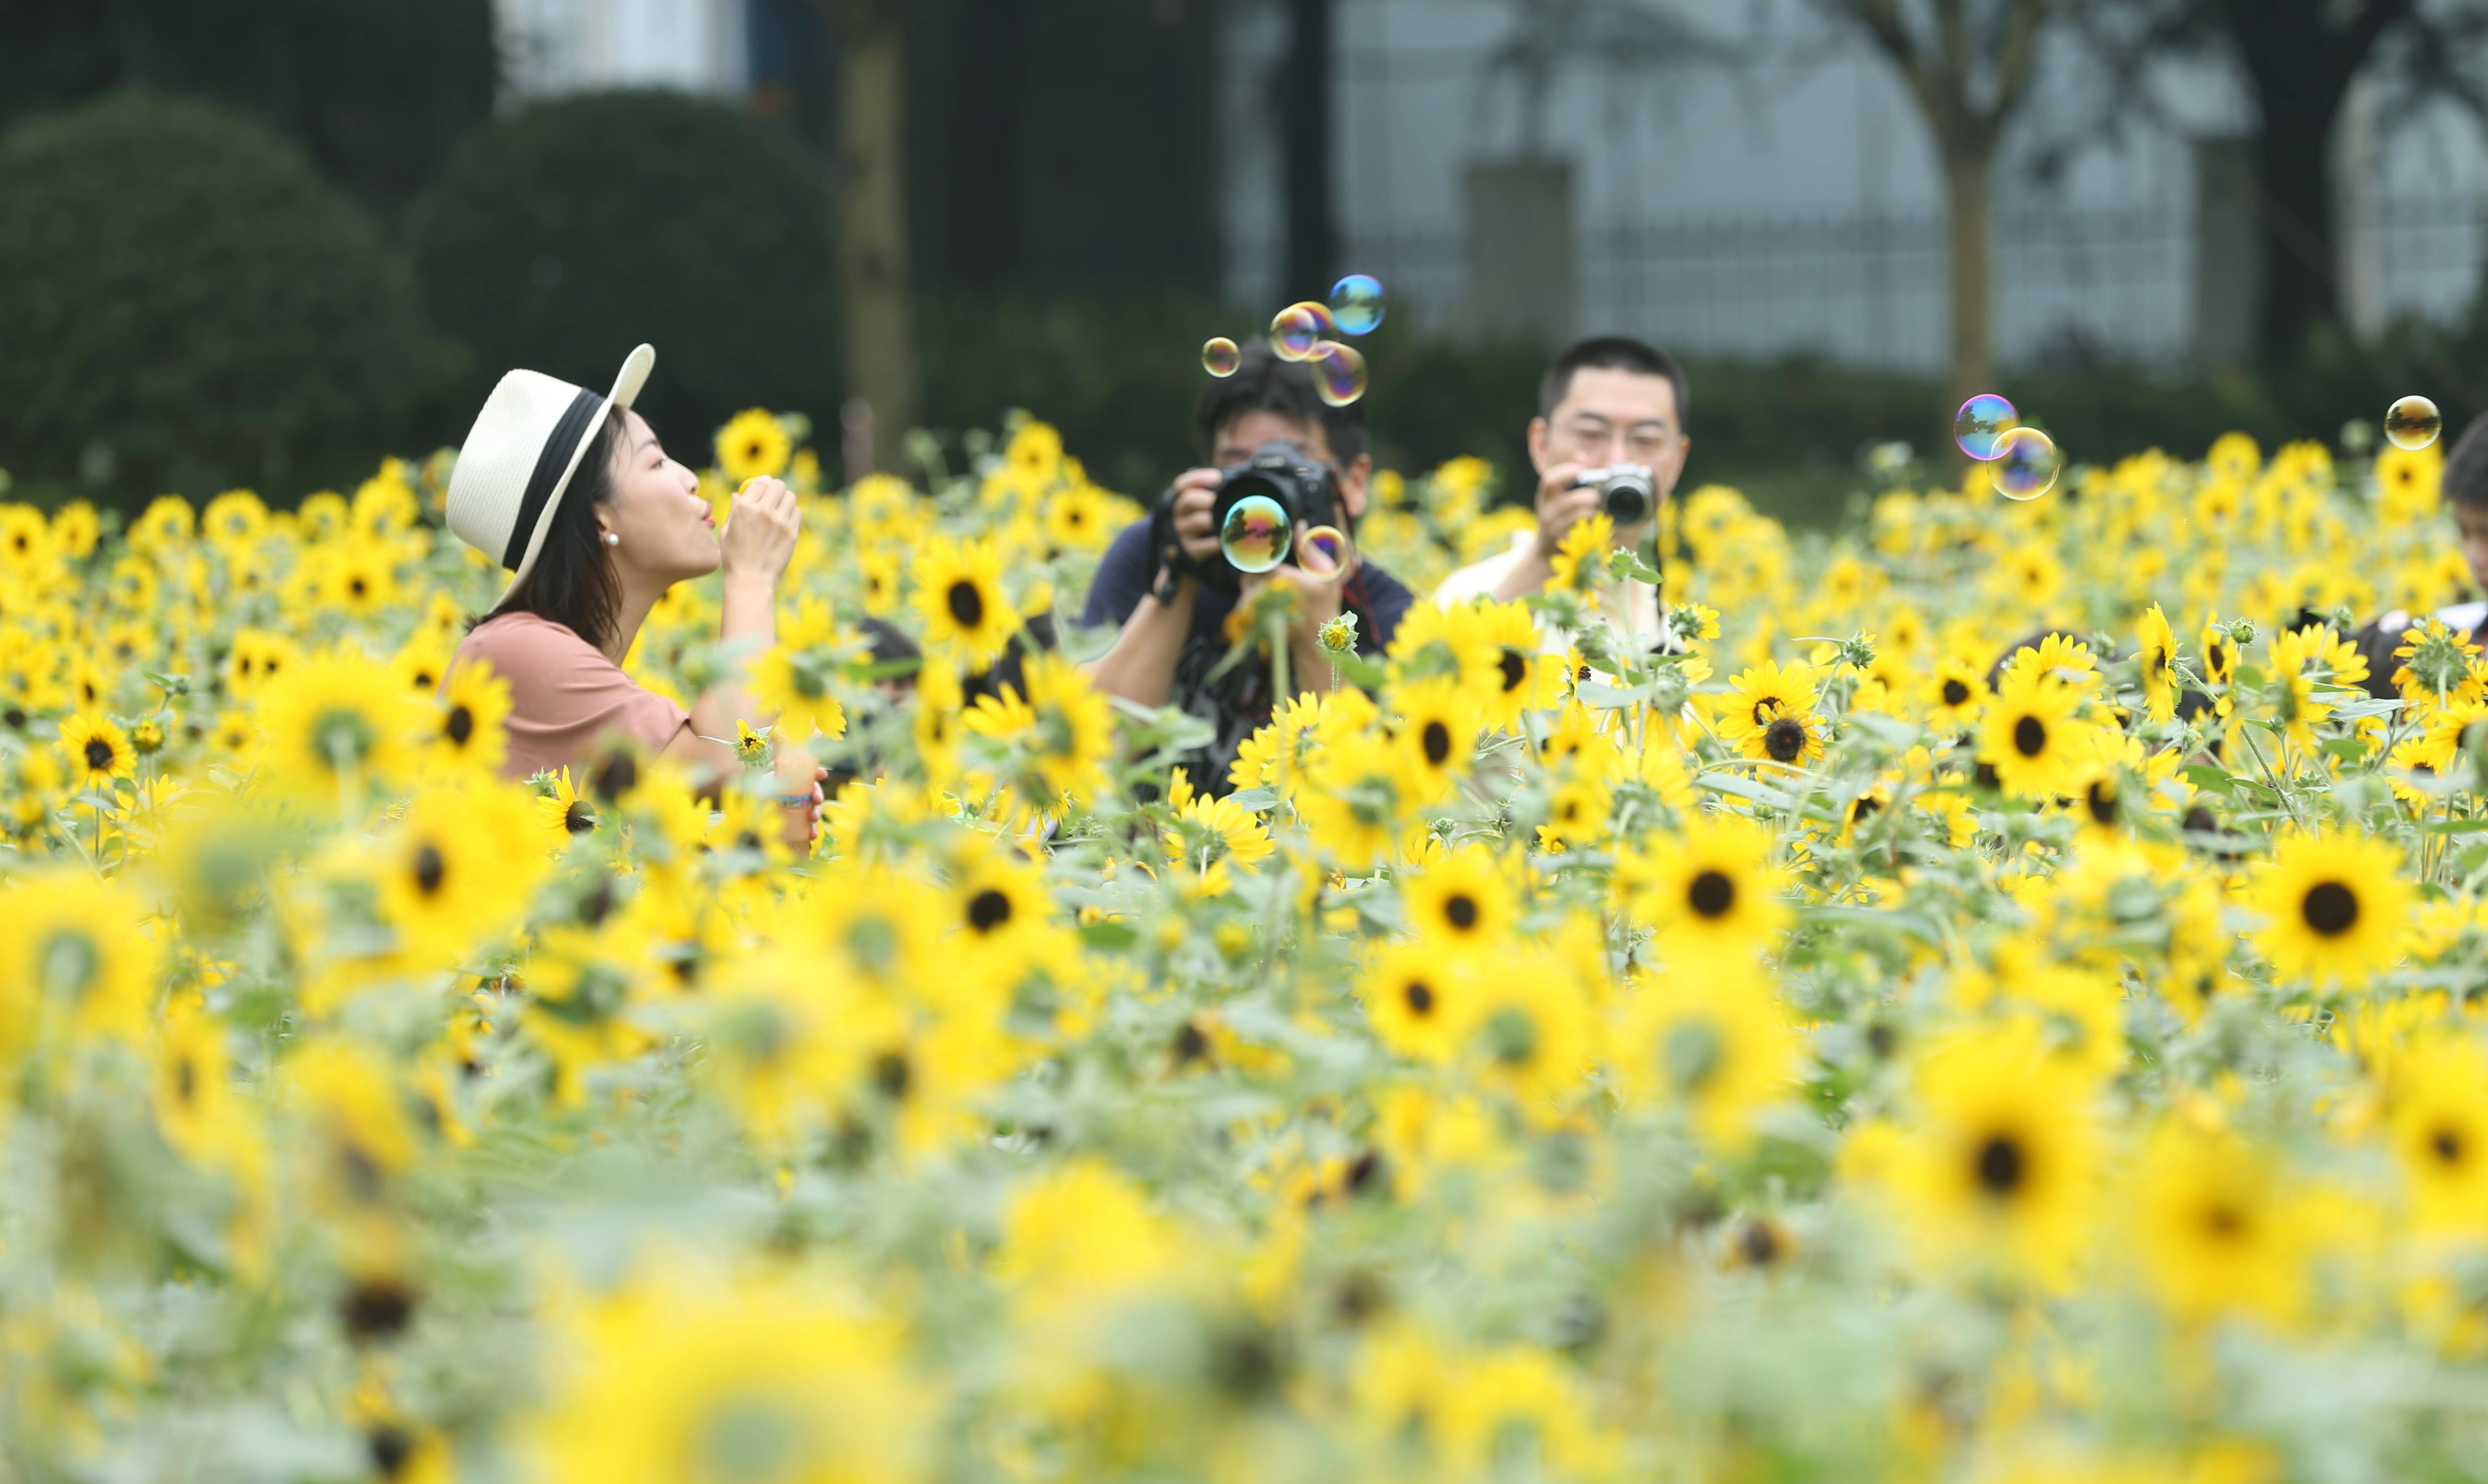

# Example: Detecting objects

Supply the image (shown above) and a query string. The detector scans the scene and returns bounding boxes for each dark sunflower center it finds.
[1173,1021,1209,1063]
[967,887,1012,933]
[2433,1126,2466,1166]
[349,577,367,598]
[1941,678,1971,706]
[445,705,474,746]
[1739,1221,1781,1266]
[1498,650,1528,694]
[412,843,445,896]
[1421,720,1453,766]
[2301,881,2358,937]
[340,1277,416,1342]
[1763,716,1806,762]
[1403,980,1435,1016]
[946,579,984,629]
[2202,1203,2245,1240]
[1445,893,1478,930]
[563,800,597,834]
[84,737,114,770]
[2085,780,2117,825]
[1974,1133,2026,1196]
[1687,869,1736,919]
[872,1050,911,1100]
[2012,715,2046,758]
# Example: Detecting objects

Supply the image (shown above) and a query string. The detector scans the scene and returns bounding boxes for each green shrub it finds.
[409,90,839,452]
[0,91,430,504]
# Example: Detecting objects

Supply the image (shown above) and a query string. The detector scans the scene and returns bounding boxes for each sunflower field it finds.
[2,411,2488,1484]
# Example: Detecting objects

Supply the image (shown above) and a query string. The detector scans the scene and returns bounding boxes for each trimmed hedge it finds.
[0,91,430,502]
[408,89,839,454]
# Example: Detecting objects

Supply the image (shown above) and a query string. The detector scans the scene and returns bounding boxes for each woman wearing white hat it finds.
[440,344,817,837]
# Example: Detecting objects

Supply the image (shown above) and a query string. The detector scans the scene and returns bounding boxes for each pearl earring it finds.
[602,532,620,547]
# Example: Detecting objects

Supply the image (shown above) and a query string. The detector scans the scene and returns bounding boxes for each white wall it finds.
[497,0,749,101]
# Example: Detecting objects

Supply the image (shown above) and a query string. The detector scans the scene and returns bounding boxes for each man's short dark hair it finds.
[2443,413,2488,510]
[1196,342,1369,466]
[1538,335,1690,428]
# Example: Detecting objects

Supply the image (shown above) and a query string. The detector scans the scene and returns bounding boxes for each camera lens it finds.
[1600,470,1653,526]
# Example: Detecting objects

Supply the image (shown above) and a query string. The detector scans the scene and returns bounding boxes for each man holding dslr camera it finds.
[1435,335,1692,649]
[1081,344,1414,790]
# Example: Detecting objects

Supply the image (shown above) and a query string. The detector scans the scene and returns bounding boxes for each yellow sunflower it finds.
[431,659,513,776]
[57,711,136,794]
[750,596,852,746]
[1400,844,1514,946]
[1387,675,1478,803]
[912,536,1022,671]
[249,650,424,803]
[1894,1019,2100,1288]
[2249,829,2410,988]
[0,867,160,1046]
[715,408,793,485]
[1978,674,2095,800]
[1615,813,1791,967]
[1362,938,1478,1062]
[375,783,549,969]
[2131,1116,2306,1325]
[2134,602,2179,723]
[1613,963,1797,1150]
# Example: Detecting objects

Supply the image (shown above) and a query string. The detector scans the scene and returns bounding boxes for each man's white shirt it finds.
[1432,530,1662,656]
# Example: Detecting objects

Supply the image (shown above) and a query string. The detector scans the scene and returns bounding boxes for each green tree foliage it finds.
[409,90,840,457]
[0,92,430,502]
[0,0,498,207]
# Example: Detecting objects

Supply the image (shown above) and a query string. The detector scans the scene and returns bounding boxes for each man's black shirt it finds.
[1081,517,1413,794]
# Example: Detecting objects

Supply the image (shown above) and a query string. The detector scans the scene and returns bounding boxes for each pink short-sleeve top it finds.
[445,612,690,782]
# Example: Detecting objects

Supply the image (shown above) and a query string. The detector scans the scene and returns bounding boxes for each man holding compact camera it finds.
[1434,335,1692,650]
[1082,343,1414,791]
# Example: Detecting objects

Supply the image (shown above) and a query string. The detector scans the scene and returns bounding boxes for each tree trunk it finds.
[2245,81,2346,363]
[1942,147,1996,426]
[1281,0,1337,300]
[835,2,916,473]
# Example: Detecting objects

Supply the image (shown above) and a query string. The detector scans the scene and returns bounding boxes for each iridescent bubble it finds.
[1308,341,1369,408]
[1993,427,2062,501]
[1220,493,1292,573]
[1202,337,1241,377]
[1329,274,1386,335]
[1298,523,1350,576]
[2385,394,2443,451]
[1954,393,2018,462]
[1270,302,1336,362]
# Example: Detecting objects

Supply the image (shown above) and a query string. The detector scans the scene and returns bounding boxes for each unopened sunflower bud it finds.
[1317,613,1358,655]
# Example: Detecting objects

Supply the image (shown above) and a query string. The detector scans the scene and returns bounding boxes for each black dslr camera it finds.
[1576,463,1657,526]
[1156,441,1340,591]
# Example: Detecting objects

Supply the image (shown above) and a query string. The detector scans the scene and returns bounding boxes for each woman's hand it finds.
[720,475,801,590]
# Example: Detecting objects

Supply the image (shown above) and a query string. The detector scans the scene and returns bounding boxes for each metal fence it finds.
[1241,193,2488,373]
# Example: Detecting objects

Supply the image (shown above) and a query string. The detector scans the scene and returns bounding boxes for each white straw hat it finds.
[445,343,656,607]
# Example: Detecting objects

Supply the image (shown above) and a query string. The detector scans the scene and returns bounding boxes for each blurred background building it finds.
[6,0,2488,514]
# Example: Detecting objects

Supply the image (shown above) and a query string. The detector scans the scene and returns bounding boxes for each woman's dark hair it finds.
[473,405,628,650]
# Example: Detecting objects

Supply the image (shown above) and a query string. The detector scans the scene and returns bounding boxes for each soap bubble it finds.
[1202,337,1241,377]
[1954,393,2018,462]
[1298,524,1351,576]
[1308,341,1369,408]
[1220,494,1292,573]
[1270,302,1336,362]
[1993,427,2061,501]
[2384,395,2443,451]
[1329,274,1385,335]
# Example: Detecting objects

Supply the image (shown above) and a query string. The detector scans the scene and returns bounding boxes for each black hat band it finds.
[504,388,606,570]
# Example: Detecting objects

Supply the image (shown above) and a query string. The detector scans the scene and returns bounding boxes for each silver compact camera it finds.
[1576,463,1656,525]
